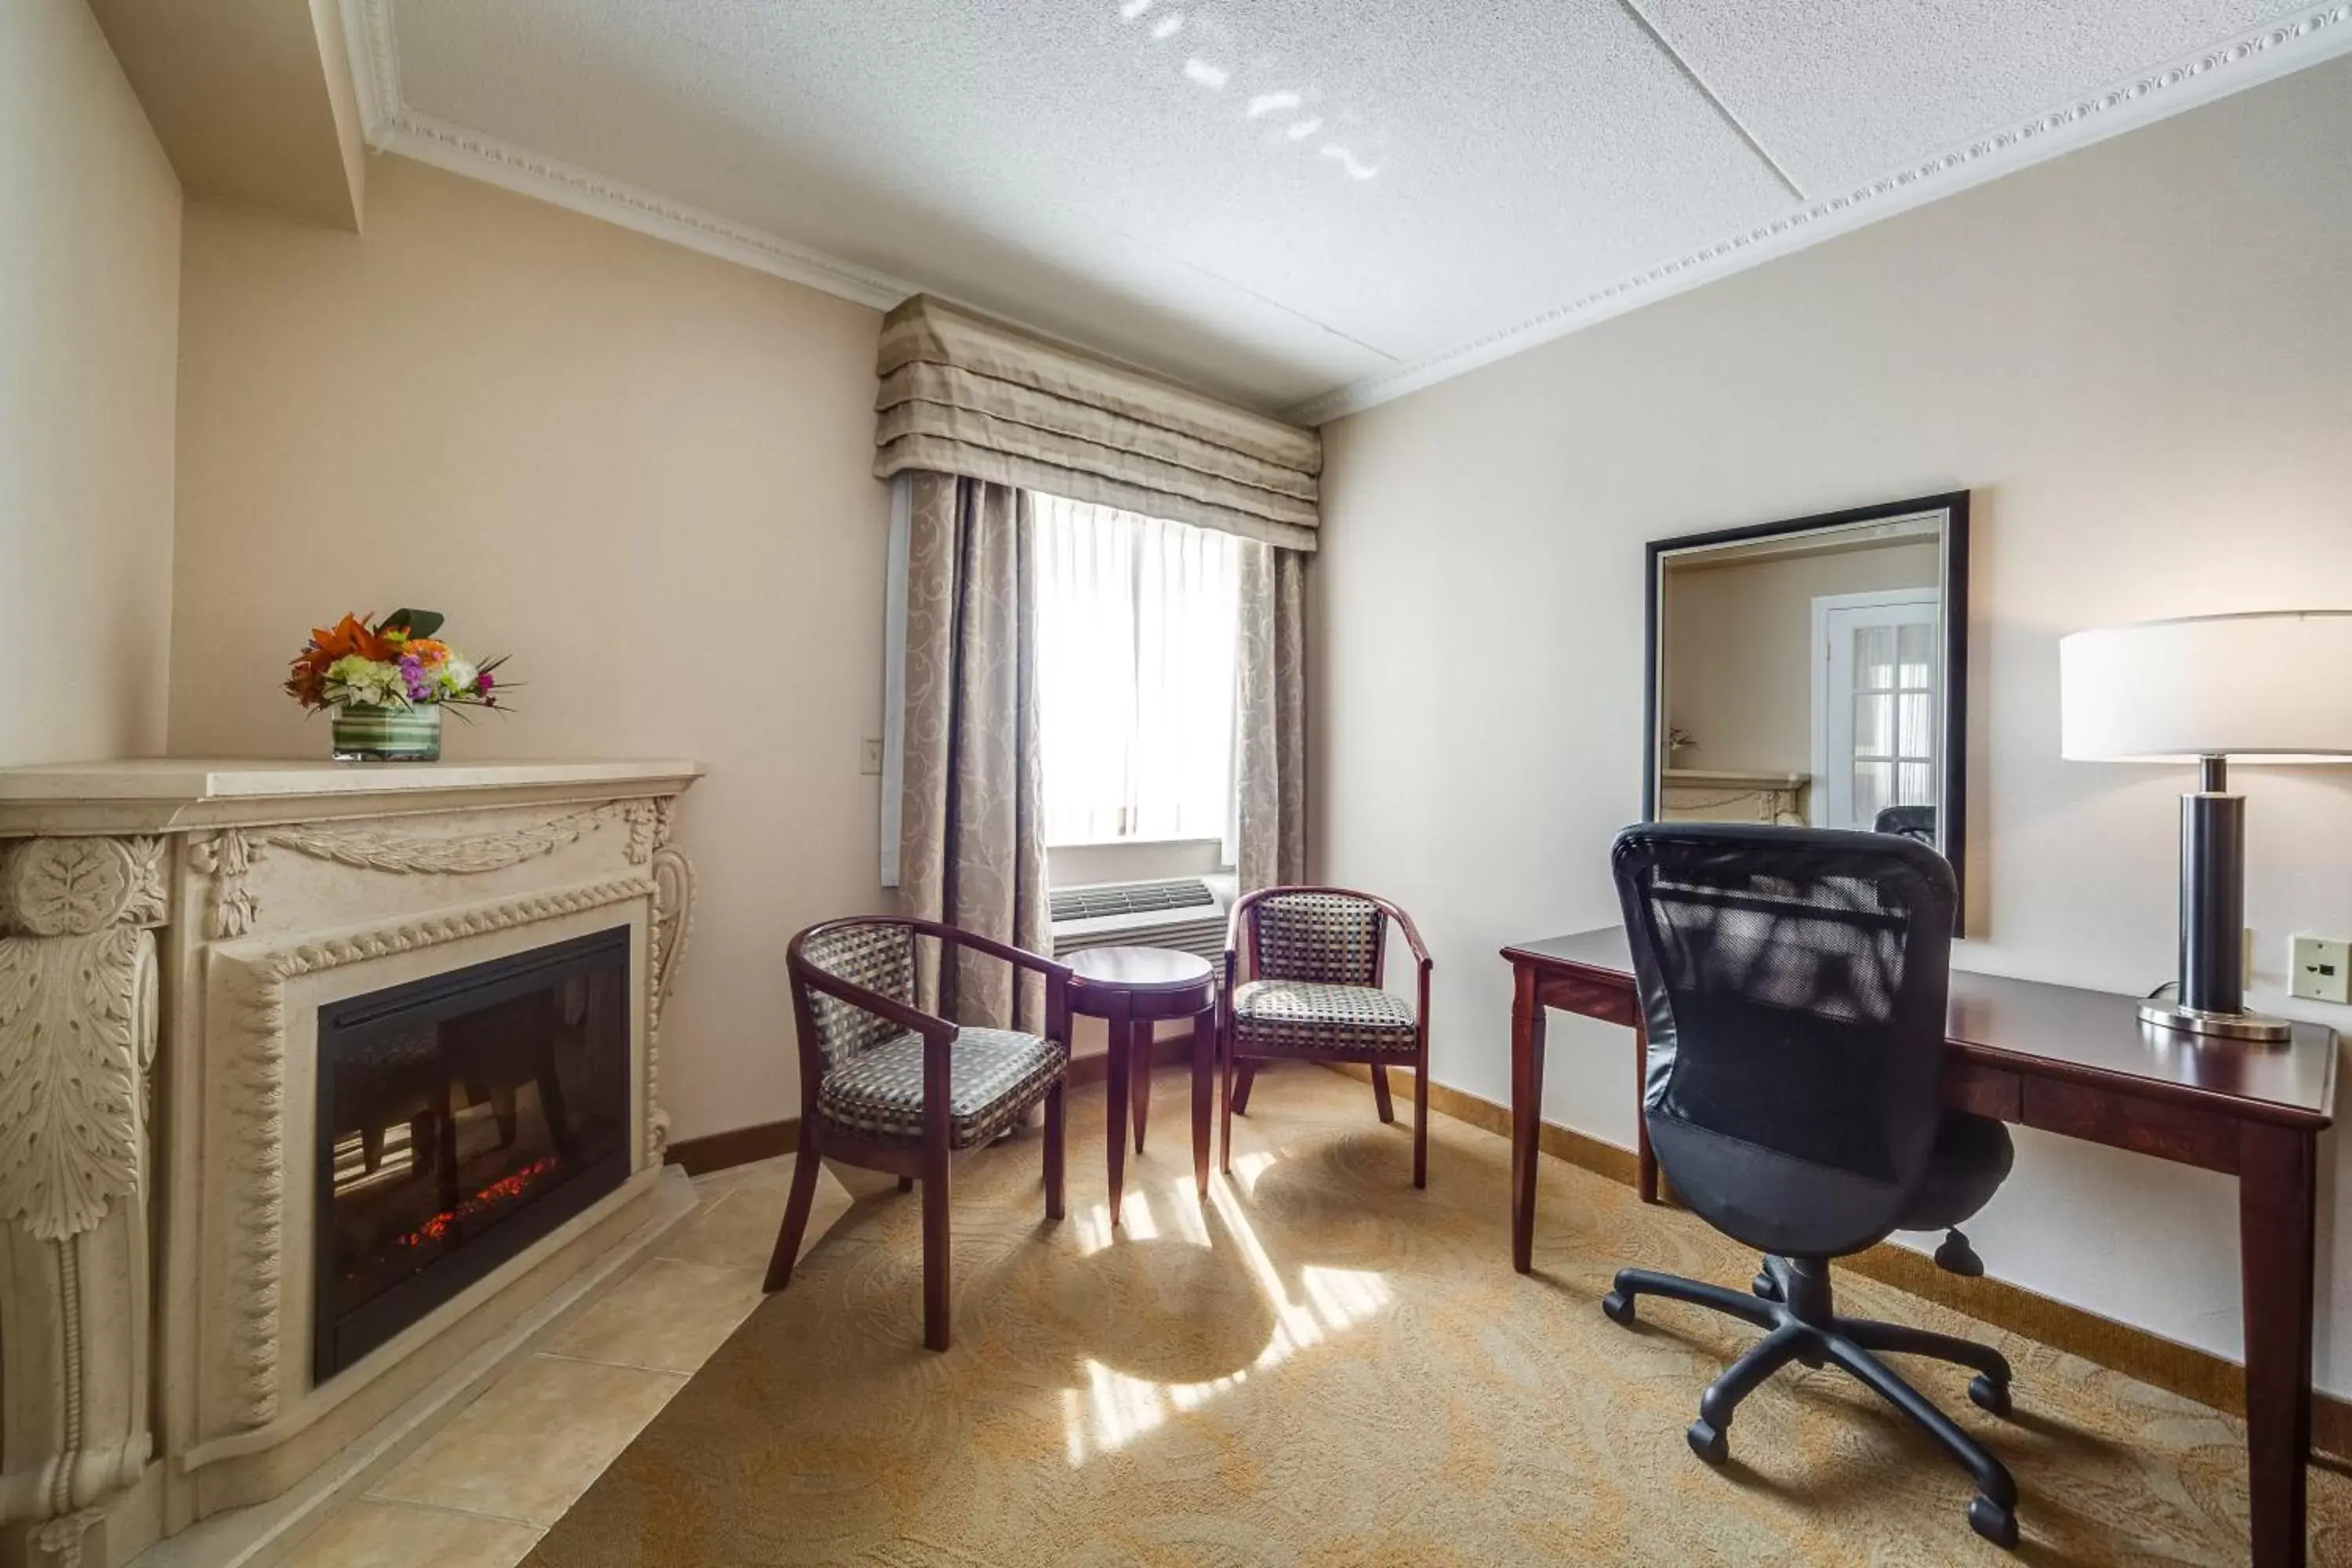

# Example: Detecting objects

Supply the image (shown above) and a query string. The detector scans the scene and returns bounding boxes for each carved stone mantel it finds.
[0,759,700,1568]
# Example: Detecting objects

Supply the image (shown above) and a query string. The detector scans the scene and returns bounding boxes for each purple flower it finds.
[398,654,431,702]
[477,670,495,692]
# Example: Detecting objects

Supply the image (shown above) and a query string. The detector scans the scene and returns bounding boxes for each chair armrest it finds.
[1385,902,1434,970]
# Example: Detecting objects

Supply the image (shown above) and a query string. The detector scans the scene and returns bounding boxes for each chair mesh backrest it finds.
[1611,825,1955,1193]
[796,921,915,1069]
[1254,892,1381,984]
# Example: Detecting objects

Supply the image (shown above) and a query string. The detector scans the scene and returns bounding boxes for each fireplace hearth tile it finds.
[288,1497,541,1567]
[366,1355,683,1526]
[541,1257,765,1374]
[663,1164,853,1270]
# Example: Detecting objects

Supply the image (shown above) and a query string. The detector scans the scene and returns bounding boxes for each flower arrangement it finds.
[285,609,510,761]
[285,609,507,713]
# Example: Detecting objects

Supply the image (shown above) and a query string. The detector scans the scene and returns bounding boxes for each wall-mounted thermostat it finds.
[2289,933,2352,1006]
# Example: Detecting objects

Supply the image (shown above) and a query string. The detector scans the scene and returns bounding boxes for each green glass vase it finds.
[331,703,442,762]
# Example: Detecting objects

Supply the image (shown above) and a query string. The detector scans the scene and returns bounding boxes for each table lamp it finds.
[2060,610,2352,1042]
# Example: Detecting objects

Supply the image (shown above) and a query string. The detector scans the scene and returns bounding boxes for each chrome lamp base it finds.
[2136,998,2292,1044]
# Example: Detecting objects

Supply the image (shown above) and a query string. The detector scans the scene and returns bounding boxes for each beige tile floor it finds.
[285,1157,849,1568]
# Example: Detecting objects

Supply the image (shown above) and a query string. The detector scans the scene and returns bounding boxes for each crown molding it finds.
[339,0,2351,426]
[1284,3,2352,425]
[339,0,915,311]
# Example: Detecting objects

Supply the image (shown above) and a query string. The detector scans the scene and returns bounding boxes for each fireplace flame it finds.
[395,1156,561,1250]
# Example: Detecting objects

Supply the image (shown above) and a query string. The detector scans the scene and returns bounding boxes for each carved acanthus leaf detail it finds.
[191,829,260,939]
[0,926,158,1242]
[1,838,165,937]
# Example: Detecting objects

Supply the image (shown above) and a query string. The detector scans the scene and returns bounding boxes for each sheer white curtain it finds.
[1033,493,1240,846]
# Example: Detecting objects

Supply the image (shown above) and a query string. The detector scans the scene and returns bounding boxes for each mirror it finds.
[1643,492,1969,916]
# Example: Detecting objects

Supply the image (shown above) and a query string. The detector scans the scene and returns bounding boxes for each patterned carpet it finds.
[527,1064,2350,1566]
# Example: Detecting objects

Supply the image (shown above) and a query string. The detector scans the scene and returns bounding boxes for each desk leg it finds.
[1510,963,1546,1274]
[1190,1003,1214,1200]
[2239,1120,2317,1568]
[1635,1020,1659,1205]
[1105,996,1131,1227]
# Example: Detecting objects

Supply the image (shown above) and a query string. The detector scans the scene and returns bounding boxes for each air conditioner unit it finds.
[1048,874,1237,964]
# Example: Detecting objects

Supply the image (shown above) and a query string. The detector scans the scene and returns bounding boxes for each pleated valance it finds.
[873,296,1321,552]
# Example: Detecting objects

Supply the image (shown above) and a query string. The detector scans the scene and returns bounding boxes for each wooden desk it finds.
[1504,926,2339,1568]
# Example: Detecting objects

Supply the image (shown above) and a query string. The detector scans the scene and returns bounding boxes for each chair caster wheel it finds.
[1967,1494,2019,1549]
[1968,1374,2013,1417]
[1751,1271,1779,1301]
[1601,1291,1635,1327]
[1686,1419,1727,1465]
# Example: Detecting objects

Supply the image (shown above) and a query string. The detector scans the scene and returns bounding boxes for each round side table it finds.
[1065,946,1218,1221]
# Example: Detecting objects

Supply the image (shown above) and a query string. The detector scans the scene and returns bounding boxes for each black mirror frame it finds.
[1642,490,1971,930]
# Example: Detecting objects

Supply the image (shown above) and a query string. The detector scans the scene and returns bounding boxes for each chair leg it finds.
[1370,1065,1395,1124]
[1410,1054,1428,1190]
[1819,1334,2019,1545]
[1232,1061,1258,1116]
[922,1142,952,1352]
[761,1139,824,1294]
[1044,1080,1066,1221]
[897,1175,915,1192]
[1688,1323,1810,1461]
[1835,1317,2013,1392]
[1220,1047,1236,1174]
[1601,1267,1782,1333]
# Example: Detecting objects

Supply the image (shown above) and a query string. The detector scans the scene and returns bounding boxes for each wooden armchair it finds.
[763,916,1072,1351]
[1219,887,1435,1188]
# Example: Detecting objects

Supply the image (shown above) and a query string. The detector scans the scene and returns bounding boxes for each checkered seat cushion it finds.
[817,1027,1068,1148]
[1231,979,1417,1057]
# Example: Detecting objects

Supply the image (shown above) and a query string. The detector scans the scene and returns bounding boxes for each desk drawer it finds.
[1941,1062,2021,1121]
[2020,1078,2238,1172]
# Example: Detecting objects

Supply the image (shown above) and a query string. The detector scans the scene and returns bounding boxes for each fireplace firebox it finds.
[313,926,633,1383]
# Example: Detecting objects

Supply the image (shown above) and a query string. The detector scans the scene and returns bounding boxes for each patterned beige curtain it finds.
[898,473,1049,1029]
[1234,540,1307,892]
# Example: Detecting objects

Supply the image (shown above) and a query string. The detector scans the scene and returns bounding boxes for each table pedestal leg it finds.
[1131,1019,1152,1154]
[1105,996,1131,1226]
[1190,1002,1215,1199]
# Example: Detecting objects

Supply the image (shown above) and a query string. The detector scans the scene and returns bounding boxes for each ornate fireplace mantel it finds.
[0,759,700,1568]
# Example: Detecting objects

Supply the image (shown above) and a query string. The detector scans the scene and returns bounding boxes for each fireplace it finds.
[312,925,633,1383]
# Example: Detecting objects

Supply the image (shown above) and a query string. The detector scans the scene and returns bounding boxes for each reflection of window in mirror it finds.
[1814,591,1940,832]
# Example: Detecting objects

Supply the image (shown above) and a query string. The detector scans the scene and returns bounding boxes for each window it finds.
[1033,493,1240,846]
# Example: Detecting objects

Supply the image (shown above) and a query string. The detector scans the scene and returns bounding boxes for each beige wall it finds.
[0,1,181,767]
[1664,539,1940,778]
[1313,56,2352,1392]
[171,155,892,1143]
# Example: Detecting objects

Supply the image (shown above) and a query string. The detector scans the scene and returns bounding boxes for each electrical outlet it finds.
[2289,933,2352,1005]
[860,738,884,776]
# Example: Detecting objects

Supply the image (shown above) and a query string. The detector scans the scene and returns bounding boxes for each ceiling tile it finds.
[1635,0,2308,195]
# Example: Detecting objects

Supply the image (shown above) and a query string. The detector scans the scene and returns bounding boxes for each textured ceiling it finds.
[358,0,2350,419]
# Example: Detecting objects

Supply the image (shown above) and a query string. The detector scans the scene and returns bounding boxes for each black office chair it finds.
[1873,803,1938,844]
[1601,823,2021,1548]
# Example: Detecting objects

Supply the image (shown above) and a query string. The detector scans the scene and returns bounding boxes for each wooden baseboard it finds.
[1316,1062,2352,1463]
[666,1117,797,1176]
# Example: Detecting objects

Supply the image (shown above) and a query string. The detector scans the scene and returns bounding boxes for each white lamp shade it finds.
[2060,611,2352,763]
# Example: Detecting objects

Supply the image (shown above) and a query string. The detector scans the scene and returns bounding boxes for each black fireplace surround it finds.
[313,926,632,1383]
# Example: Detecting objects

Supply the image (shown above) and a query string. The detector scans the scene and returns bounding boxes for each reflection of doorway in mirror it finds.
[1812,590,1939,832]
